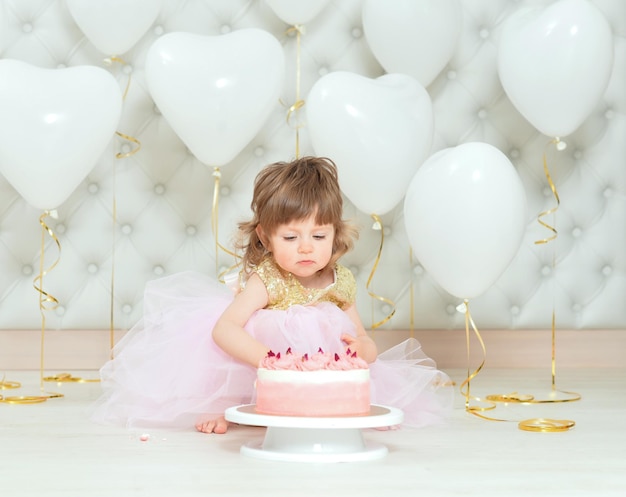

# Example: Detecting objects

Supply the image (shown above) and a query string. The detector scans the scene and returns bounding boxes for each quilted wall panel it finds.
[0,0,624,334]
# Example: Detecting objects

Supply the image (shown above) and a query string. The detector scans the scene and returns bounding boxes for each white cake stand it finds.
[224,404,404,463]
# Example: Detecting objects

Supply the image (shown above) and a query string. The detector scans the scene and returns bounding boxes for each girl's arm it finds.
[341,303,378,363]
[212,273,271,368]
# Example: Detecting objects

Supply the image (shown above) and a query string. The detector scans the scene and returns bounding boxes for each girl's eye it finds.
[283,236,296,241]
[313,235,326,240]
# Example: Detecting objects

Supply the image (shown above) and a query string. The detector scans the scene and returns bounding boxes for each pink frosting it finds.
[259,348,368,371]
[259,349,303,370]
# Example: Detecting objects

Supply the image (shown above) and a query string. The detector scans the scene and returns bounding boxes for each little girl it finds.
[91,156,453,433]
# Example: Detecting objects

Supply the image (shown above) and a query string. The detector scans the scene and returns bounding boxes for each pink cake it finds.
[255,348,370,417]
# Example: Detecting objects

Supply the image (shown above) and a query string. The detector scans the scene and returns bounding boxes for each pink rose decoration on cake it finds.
[328,350,369,370]
[259,349,303,370]
[259,348,368,370]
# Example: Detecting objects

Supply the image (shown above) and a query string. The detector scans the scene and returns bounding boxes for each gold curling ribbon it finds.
[4,212,64,403]
[458,300,502,422]
[409,247,414,338]
[106,131,142,358]
[534,138,580,403]
[104,56,132,100]
[283,24,306,159]
[43,62,142,379]
[106,54,141,356]
[42,373,100,384]
[534,138,562,246]
[366,214,396,329]
[35,214,78,391]
[459,301,575,431]
[109,150,118,357]
[0,376,21,390]
[0,395,49,404]
[115,132,141,159]
[518,418,575,432]
[483,139,578,430]
[211,167,241,283]
[0,374,22,402]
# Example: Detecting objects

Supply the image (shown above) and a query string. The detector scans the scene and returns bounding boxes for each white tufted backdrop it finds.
[0,0,624,343]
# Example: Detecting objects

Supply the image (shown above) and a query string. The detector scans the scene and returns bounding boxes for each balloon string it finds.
[409,247,414,338]
[366,214,396,329]
[7,212,64,403]
[458,300,575,431]
[108,132,142,356]
[284,24,305,159]
[458,300,501,421]
[211,167,241,283]
[36,214,92,388]
[114,132,141,159]
[109,156,118,357]
[104,56,132,100]
[486,138,580,404]
[1,213,65,402]
[534,139,561,246]
[478,141,577,430]
[36,211,60,389]
[535,139,578,398]
[106,53,141,356]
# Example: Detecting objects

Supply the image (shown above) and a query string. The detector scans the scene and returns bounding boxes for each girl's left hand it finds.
[340,333,377,363]
[340,333,358,352]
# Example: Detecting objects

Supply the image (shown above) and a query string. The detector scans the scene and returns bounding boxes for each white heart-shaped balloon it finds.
[362,0,462,87]
[307,71,433,216]
[265,0,332,25]
[498,0,613,138]
[404,142,527,300]
[0,59,122,211]
[66,0,161,56]
[145,30,285,167]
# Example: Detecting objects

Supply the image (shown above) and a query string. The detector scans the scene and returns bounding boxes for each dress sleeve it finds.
[253,258,285,307]
[333,264,357,309]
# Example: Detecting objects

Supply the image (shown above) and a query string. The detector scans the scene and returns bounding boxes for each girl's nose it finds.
[298,239,313,253]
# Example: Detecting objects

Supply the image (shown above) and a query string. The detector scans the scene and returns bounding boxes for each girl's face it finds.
[261,215,335,285]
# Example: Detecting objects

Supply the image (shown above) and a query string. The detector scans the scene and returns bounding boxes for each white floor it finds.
[1,367,625,497]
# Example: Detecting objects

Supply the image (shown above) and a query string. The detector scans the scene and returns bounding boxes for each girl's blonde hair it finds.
[237,156,358,273]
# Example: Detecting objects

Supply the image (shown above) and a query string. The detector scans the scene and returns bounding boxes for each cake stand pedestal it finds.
[224,404,403,463]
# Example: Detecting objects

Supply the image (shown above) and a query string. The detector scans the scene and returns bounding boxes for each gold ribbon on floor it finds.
[284,24,305,159]
[459,300,575,431]
[483,138,578,429]
[0,375,22,402]
[211,167,241,283]
[485,314,582,406]
[366,214,396,329]
[42,373,100,384]
[0,376,21,390]
[518,418,576,432]
[0,395,50,405]
[0,374,22,402]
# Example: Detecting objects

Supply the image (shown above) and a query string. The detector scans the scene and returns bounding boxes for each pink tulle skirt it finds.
[90,271,453,429]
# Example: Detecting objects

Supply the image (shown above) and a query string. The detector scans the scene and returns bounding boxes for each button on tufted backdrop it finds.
[0,0,624,345]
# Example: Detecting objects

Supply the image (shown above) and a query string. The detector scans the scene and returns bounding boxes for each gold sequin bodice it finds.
[254,257,356,311]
